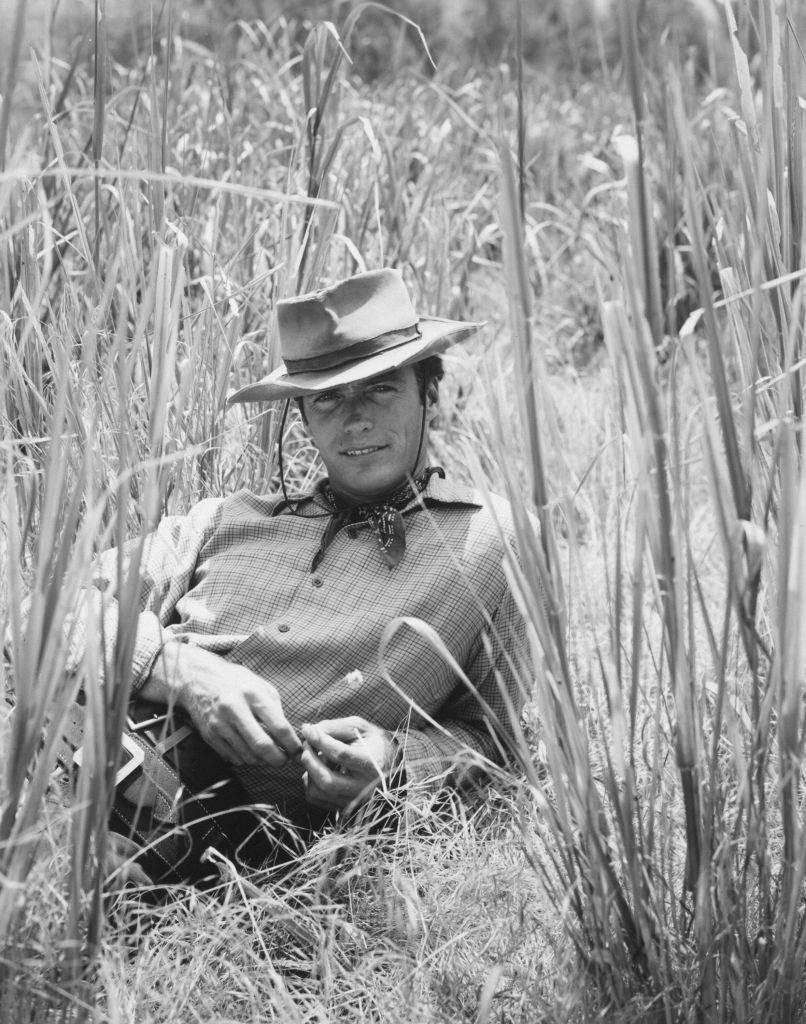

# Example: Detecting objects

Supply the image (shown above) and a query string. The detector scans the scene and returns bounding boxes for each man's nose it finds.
[342,395,372,430]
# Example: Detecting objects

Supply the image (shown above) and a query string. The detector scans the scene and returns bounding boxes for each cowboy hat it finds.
[228,268,483,403]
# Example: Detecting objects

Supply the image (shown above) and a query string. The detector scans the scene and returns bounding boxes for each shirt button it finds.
[347,527,358,539]
[311,577,323,588]
[277,623,290,633]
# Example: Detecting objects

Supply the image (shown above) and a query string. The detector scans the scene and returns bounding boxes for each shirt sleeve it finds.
[392,574,527,803]
[27,498,224,690]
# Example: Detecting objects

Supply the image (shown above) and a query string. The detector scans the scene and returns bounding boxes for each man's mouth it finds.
[342,445,385,457]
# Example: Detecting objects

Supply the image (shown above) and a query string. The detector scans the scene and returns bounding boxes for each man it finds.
[74,269,526,840]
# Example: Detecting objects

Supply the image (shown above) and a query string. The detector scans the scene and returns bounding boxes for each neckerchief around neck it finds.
[311,466,445,572]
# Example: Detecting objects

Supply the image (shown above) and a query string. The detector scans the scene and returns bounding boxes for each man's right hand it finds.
[139,641,302,767]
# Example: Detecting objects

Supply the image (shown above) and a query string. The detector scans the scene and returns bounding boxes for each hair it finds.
[295,355,445,422]
[413,355,445,401]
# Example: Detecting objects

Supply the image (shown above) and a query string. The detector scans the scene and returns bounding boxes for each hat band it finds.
[283,323,421,374]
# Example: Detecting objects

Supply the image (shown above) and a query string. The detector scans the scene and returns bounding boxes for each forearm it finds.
[138,640,239,713]
[75,500,223,690]
[394,716,511,799]
[10,583,167,690]
[395,577,528,799]
[138,639,245,710]
[137,638,189,706]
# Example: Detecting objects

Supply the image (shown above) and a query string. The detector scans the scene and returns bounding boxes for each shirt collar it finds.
[417,470,482,509]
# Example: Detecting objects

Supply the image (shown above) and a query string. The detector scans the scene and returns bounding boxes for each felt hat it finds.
[228,268,483,403]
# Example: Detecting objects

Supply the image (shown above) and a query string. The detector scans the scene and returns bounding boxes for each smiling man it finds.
[80,269,528,863]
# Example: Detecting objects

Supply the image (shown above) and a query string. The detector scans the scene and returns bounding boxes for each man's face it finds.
[301,365,435,504]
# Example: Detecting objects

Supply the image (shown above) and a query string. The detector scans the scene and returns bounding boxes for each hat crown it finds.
[276,269,418,368]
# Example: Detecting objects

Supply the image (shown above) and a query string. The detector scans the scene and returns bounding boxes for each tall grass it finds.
[3,0,806,1021]
[0,15,340,1012]
[483,0,806,1019]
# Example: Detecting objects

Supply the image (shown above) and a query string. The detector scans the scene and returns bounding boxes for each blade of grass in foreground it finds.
[0,0,28,173]
[92,0,107,266]
[617,0,664,346]
[498,142,566,651]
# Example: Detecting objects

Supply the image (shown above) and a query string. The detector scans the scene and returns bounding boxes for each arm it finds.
[45,498,225,689]
[141,640,301,766]
[38,497,302,767]
[392,580,526,799]
[299,582,526,812]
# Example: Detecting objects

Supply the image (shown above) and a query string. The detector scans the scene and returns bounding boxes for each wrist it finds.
[141,639,188,705]
[383,732,405,786]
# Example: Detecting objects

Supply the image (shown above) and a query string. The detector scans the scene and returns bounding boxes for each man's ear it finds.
[426,381,439,425]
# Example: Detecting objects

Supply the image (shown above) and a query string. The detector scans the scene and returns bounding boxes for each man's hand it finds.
[140,641,302,767]
[300,716,395,812]
[103,832,153,891]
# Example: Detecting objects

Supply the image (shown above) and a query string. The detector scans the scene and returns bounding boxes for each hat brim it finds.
[227,316,484,404]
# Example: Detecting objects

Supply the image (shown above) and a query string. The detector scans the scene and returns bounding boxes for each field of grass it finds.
[2,1,806,1021]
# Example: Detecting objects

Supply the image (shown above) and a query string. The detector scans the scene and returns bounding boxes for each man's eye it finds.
[313,392,338,406]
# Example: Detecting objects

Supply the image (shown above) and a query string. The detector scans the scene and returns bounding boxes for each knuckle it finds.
[311,762,330,783]
[255,678,280,701]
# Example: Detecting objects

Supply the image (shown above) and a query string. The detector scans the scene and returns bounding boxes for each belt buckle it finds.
[126,711,169,733]
[73,732,145,786]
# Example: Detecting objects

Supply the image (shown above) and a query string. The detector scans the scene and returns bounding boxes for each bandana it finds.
[311,467,444,571]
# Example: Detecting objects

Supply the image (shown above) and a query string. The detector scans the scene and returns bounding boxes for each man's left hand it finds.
[300,716,395,812]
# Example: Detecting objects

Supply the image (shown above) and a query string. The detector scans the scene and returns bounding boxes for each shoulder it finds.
[155,490,282,542]
[482,490,539,553]
[424,474,527,565]
[144,495,225,548]
[468,491,522,567]
[201,489,287,535]
[218,489,285,517]
[426,473,518,531]
[212,488,321,529]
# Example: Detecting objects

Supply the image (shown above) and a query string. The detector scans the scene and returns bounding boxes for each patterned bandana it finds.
[312,467,445,571]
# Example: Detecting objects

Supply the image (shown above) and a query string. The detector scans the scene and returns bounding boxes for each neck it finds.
[329,462,431,509]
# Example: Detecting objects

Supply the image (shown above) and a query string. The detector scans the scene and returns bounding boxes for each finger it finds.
[251,697,303,758]
[301,729,371,773]
[303,762,379,813]
[114,860,153,889]
[305,717,370,742]
[212,696,295,766]
[301,747,361,796]
[104,835,153,889]
[303,771,364,812]
[303,780,337,812]
[304,724,392,780]
[308,776,378,815]
[302,769,343,811]
[201,721,258,767]
[231,714,291,768]
[219,740,253,767]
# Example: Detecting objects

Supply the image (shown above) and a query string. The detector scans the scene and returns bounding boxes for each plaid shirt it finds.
[77,473,527,818]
